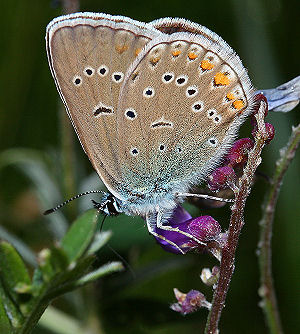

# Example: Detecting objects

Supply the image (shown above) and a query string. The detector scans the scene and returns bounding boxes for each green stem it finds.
[258,123,300,334]
[19,294,50,334]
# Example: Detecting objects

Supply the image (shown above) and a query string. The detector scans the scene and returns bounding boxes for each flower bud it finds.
[188,216,222,242]
[200,266,220,286]
[252,121,275,144]
[253,93,269,117]
[265,123,275,144]
[208,166,236,192]
[224,138,254,168]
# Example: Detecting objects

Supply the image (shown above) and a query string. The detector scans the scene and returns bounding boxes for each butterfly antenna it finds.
[43,190,105,215]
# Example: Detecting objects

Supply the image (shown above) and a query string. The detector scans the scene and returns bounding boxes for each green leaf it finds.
[74,261,124,287]
[61,210,100,263]
[0,279,23,329]
[46,256,96,298]
[38,247,69,283]
[0,292,13,333]
[87,230,112,255]
[31,267,44,294]
[0,225,36,267]
[0,241,31,303]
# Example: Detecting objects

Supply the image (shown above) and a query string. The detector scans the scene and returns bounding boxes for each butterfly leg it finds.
[145,214,186,254]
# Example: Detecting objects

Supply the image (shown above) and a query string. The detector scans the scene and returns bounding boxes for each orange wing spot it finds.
[150,56,161,65]
[226,92,235,101]
[135,48,142,56]
[232,99,245,111]
[172,50,181,57]
[214,72,230,86]
[200,60,214,70]
[188,52,198,60]
[115,44,129,54]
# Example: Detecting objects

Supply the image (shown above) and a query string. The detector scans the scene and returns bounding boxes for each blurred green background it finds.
[0,0,299,333]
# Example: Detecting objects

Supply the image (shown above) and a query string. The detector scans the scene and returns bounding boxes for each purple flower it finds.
[170,288,211,315]
[224,138,254,168]
[208,166,236,192]
[253,93,269,117]
[153,206,222,255]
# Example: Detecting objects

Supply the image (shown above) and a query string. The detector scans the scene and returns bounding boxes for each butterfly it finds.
[46,12,254,253]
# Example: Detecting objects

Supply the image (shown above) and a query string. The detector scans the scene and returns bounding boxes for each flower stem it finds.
[258,123,300,334]
[205,100,268,333]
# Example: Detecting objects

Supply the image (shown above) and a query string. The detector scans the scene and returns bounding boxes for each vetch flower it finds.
[153,206,223,255]
[208,166,237,192]
[224,138,254,168]
[170,288,211,315]
[253,93,269,117]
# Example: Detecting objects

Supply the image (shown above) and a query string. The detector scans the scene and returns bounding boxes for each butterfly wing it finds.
[46,12,161,198]
[116,29,255,194]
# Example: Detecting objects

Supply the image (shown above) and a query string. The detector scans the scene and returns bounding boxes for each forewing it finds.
[46,12,161,196]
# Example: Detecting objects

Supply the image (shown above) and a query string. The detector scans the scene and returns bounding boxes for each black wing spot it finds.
[93,105,114,116]
[125,109,137,119]
[151,120,173,129]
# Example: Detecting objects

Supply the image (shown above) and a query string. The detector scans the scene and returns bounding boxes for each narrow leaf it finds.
[0,241,31,303]
[61,209,100,263]
[0,279,23,328]
[87,230,112,255]
[75,261,124,287]
[0,294,13,333]
[0,225,36,266]
[38,247,69,283]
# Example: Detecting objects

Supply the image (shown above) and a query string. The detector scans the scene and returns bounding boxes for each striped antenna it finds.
[43,190,105,215]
